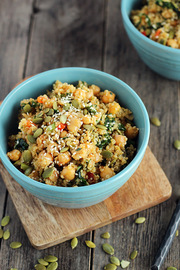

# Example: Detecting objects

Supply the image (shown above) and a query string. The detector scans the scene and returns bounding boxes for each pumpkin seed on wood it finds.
[85,240,96,248]
[130,250,138,260]
[35,264,46,270]
[71,237,78,249]
[175,230,179,237]
[110,256,120,266]
[10,242,22,249]
[150,117,161,127]
[104,263,117,270]
[102,243,114,255]
[96,124,107,130]
[23,104,32,113]
[3,229,10,240]
[167,267,177,270]
[24,166,33,176]
[53,101,58,110]
[60,115,67,124]
[174,140,180,150]
[27,134,36,144]
[45,116,52,123]
[72,100,79,109]
[101,232,110,239]
[10,268,18,270]
[44,255,58,263]
[22,150,32,163]
[0,228,3,238]
[102,150,113,159]
[42,168,54,179]
[47,262,58,270]
[121,260,130,269]
[38,258,49,266]
[33,128,43,138]
[135,217,146,224]
[33,117,43,124]
[1,215,10,227]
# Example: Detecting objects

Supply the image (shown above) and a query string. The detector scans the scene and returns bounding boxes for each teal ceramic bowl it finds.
[0,68,150,208]
[121,0,180,81]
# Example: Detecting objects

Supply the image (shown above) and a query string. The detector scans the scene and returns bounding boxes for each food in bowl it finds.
[131,0,180,48]
[7,80,139,187]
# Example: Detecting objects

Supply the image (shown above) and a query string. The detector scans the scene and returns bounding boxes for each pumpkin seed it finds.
[63,104,70,111]
[44,108,50,113]
[45,116,52,123]
[83,109,88,115]
[135,217,146,224]
[102,150,113,159]
[60,147,69,153]
[96,124,107,130]
[37,112,44,117]
[85,240,96,248]
[102,243,114,255]
[10,242,22,249]
[1,215,10,227]
[23,104,32,113]
[0,228,3,238]
[121,260,130,269]
[71,237,78,249]
[38,258,49,266]
[174,140,180,150]
[104,263,117,270]
[60,115,67,124]
[10,268,18,270]
[24,166,33,176]
[42,168,54,179]
[72,100,79,109]
[44,255,58,263]
[53,101,58,110]
[22,150,32,163]
[20,163,30,171]
[33,128,43,138]
[35,264,46,270]
[130,250,138,260]
[150,117,161,127]
[167,267,177,270]
[33,117,43,124]
[110,256,120,266]
[47,109,54,116]
[83,124,93,130]
[27,134,36,144]
[3,229,10,240]
[47,262,58,270]
[47,123,56,131]
[175,230,179,237]
[101,232,110,239]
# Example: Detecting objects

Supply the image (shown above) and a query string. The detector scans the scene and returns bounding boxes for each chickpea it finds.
[47,168,59,183]
[35,151,53,170]
[89,84,100,96]
[125,123,139,139]
[57,151,71,165]
[61,165,75,181]
[7,149,21,161]
[114,134,127,149]
[86,89,94,100]
[108,102,121,114]
[74,88,86,100]
[82,115,92,124]
[67,117,82,133]
[100,166,115,180]
[47,142,59,156]
[101,90,115,104]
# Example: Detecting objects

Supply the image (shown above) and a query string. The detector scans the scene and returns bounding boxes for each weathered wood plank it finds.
[93,0,180,270]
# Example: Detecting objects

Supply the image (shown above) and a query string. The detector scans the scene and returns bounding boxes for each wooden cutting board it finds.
[0,147,172,250]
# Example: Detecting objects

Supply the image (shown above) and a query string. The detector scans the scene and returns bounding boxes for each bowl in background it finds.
[121,0,180,81]
[0,68,150,208]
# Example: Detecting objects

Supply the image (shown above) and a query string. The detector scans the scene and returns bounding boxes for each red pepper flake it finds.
[141,31,147,36]
[57,123,66,131]
[155,29,161,38]
[87,172,95,184]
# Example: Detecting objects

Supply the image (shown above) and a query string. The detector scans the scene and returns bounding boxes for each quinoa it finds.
[7,81,139,187]
[131,0,180,48]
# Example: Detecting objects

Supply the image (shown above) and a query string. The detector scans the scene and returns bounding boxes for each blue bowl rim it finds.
[121,0,180,55]
[0,67,150,193]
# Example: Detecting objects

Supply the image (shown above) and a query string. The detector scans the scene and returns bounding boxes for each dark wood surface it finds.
[0,0,179,269]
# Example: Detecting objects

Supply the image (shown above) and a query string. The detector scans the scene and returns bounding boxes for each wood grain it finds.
[0,147,171,249]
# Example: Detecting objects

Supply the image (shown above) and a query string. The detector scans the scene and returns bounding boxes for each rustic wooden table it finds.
[0,0,179,269]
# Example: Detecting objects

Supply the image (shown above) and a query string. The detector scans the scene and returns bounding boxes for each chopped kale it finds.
[118,123,126,131]
[14,138,29,151]
[97,134,111,149]
[104,116,115,130]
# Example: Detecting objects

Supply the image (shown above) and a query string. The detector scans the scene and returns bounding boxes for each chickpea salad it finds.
[7,81,139,187]
[131,0,180,48]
